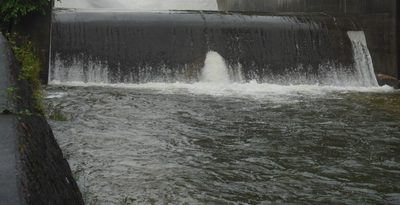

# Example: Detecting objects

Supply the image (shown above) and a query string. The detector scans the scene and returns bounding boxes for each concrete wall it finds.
[217,0,395,14]
[217,0,398,82]
[0,33,84,205]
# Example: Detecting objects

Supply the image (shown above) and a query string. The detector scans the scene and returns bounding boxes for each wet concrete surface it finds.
[0,115,22,205]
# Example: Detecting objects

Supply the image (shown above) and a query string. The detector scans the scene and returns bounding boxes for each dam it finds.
[43,0,400,204]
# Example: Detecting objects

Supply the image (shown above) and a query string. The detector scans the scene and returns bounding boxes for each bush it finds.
[0,0,51,30]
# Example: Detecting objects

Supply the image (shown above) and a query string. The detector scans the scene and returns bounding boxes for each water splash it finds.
[51,55,109,83]
[347,31,379,87]
[200,51,231,84]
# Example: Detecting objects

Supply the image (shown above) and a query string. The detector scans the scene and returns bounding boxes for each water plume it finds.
[201,51,230,84]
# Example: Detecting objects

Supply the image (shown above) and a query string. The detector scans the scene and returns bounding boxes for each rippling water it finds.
[45,84,400,204]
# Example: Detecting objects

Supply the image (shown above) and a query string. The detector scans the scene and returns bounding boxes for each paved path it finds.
[0,32,23,205]
[0,115,21,205]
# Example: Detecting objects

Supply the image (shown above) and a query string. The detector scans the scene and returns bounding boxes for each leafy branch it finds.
[0,0,52,30]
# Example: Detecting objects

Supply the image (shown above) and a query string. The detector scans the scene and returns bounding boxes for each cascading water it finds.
[200,51,230,84]
[50,10,359,85]
[347,31,379,87]
[49,9,382,87]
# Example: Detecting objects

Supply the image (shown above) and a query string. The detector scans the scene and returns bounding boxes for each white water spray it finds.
[347,31,379,87]
[201,51,231,84]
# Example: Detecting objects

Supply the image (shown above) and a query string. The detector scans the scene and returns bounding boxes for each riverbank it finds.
[0,33,84,204]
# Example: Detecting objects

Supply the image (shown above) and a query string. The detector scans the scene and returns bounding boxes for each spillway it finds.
[50,9,378,86]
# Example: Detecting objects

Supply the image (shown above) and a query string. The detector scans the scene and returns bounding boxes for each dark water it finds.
[45,84,400,204]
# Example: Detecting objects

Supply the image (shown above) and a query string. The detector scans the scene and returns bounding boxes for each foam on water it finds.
[50,80,394,98]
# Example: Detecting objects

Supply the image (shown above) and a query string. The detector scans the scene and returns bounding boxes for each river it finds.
[45,83,400,204]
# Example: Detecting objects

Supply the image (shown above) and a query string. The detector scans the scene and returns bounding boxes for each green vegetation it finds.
[7,33,44,114]
[0,0,51,115]
[0,1,52,115]
[17,108,33,117]
[6,86,17,96]
[0,0,51,31]
[48,109,68,121]
[5,86,19,108]
[0,0,52,115]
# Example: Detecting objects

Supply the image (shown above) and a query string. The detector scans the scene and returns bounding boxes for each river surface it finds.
[45,83,400,204]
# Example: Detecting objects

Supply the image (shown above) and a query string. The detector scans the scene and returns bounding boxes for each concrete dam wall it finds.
[50,10,378,86]
[217,0,398,81]
[217,0,393,14]
[49,0,397,86]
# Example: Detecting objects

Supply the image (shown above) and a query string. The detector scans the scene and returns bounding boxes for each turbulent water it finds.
[47,3,396,203]
[46,33,398,204]
[45,83,400,205]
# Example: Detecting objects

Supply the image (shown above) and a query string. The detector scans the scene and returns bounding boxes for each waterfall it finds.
[49,10,381,87]
[347,31,379,87]
[50,11,358,85]
[201,51,230,84]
